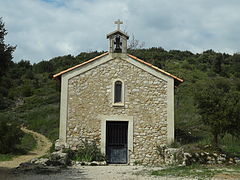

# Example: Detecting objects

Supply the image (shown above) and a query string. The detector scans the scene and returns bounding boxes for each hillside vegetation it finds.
[0,51,104,141]
[1,48,240,147]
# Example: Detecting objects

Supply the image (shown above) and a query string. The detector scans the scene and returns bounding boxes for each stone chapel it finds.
[53,20,183,165]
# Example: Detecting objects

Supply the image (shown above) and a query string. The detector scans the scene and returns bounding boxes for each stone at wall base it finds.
[73,161,107,166]
[54,139,66,151]
[49,151,70,166]
[163,147,239,166]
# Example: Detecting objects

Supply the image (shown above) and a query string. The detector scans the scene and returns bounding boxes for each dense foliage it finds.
[0,120,23,154]
[194,78,240,146]
[0,18,16,109]
[1,47,239,149]
[0,18,23,154]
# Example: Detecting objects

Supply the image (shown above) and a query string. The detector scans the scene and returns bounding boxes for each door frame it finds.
[100,115,133,164]
[106,121,128,164]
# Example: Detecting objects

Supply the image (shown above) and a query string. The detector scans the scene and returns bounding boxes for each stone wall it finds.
[163,147,240,165]
[66,57,168,165]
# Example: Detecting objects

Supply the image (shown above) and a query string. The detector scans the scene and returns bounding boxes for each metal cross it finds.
[114,19,123,30]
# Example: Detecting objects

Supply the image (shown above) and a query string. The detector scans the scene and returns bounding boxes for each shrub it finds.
[64,141,105,162]
[17,133,37,153]
[0,154,15,161]
[21,85,33,97]
[0,121,24,154]
[175,128,201,145]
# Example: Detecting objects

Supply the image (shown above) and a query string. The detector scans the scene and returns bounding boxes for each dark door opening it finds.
[106,121,128,164]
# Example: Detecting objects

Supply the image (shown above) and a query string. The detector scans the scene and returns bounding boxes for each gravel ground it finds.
[0,165,197,180]
[2,165,239,180]
[76,165,194,180]
[0,167,85,180]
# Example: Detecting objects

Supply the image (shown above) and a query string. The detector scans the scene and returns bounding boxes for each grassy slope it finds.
[0,154,15,161]
[151,164,240,179]
[0,132,37,161]
[0,73,60,142]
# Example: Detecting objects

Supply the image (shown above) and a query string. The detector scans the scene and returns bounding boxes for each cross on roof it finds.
[114,19,123,30]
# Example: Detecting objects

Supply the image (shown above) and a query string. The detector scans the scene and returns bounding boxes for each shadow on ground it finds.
[0,166,86,180]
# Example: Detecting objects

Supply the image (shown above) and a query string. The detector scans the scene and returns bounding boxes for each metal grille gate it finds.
[106,121,128,164]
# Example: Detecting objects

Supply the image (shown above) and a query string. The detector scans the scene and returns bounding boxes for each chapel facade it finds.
[54,20,183,165]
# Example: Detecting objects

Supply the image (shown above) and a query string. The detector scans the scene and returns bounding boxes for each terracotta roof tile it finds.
[53,52,183,83]
[127,54,183,83]
[53,52,109,78]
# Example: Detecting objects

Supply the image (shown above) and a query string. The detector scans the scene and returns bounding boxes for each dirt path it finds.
[0,127,52,168]
[77,165,196,180]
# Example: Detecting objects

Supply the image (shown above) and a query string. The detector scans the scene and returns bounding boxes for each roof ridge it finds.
[127,54,183,83]
[53,52,109,78]
[53,52,183,83]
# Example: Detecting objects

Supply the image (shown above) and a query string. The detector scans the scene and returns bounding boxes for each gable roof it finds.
[106,30,129,39]
[127,54,183,83]
[53,53,183,84]
[53,52,109,78]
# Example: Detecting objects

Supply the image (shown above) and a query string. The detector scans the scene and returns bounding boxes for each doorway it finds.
[106,121,128,164]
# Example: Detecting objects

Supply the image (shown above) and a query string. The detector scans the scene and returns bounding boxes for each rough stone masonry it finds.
[66,58,168,165]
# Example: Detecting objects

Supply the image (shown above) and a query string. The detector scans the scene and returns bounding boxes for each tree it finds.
[33,60,53,73]
[194,78,240,146]
[213,53,223,74]
[128,34,145,50]
[0,17,16,76]
[0,120,24,154]
[224,89,240,137]
[0,18,16,110]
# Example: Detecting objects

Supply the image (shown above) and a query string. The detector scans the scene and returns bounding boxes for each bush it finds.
[175,128,201,145]
[21,85,33,97]
[0,121,24,154]
[0,154,15,161]
[64,141,105,162]
[25,104,59,141]
[17,133,37,153]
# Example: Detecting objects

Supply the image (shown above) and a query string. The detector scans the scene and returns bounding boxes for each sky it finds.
[1,0,240,63]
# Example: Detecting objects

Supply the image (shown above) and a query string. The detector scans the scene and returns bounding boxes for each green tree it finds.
[33,60,53,73]
[0,120,24,154]
[213,53,223,74]
[0,18,16,110]
[224,89,240,137]
[0,17,16,76]
[194,78,240,146]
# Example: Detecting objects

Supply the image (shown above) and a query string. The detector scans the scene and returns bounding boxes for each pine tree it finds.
[0,17,16,76]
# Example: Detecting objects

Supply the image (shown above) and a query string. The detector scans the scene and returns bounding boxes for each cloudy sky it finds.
[1,0,240,63]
